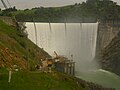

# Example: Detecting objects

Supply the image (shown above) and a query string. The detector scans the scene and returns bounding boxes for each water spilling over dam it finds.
[25,22,98,71]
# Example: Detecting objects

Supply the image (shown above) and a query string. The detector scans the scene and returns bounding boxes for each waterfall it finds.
[33,22,38,45]
[64,22,67,36]
[49,22,52,32]
[25,22,98,71]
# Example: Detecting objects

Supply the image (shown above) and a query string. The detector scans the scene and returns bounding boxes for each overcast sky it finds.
[0,0,120,9]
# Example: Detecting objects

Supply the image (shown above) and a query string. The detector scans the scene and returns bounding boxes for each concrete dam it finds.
[25,22,99,72]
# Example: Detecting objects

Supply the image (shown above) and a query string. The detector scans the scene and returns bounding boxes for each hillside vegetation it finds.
[0,17,116,90]
[0,69,116,90]
[0,18,50,70]
[0,69,86,90]
[1,0,120,22]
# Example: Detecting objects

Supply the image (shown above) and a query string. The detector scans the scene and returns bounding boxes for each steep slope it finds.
[0,69,116,90]
[100,32,120,75]
[0,17,116,90]
[0,18,50,70]
[96,21,120,58]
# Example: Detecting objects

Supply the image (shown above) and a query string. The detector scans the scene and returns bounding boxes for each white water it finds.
[76,69,120,90]
[25,22,120,90]
[25,22,98,71]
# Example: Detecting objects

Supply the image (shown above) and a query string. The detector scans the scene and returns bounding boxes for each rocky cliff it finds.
[96,20,120,57]
[96,20,120,75]
[99,32,120,75]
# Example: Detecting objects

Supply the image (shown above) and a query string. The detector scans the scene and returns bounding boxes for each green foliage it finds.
[0,19,50,69]
[0,7,17,16]
[0,71,86,90]
[0,67,8,73]
[7,0,120,22]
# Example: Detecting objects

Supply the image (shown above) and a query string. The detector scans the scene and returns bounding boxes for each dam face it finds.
[25,22,98,71]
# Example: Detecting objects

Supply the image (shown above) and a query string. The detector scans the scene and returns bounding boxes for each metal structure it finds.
[1,0,8,9]
[7,0,11,8]
[1,0,11,9]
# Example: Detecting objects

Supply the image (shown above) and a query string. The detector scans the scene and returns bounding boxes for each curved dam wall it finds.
[25,22,98,71]
[96,20,120,58]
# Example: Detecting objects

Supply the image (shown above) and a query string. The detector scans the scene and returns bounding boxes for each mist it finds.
[25,22,100,74]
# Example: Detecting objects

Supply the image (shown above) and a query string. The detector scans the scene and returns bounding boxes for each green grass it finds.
[0,68,8,73]
[0,19,50,69]
[76,69,120,90]
[0,71,86,90]
[0,17,86,90]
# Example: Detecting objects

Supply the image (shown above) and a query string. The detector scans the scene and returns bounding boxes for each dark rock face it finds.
[96,20,120,58]
[95,20,120,75]
[100,32,120,75]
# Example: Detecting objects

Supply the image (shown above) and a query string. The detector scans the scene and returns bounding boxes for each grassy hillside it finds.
[0,70,87,90]
[0,17,116,90]
[0,18,87,90]
[0,18,50,70]
[0,69,115,90]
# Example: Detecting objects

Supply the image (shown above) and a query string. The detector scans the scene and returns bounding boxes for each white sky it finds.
[0,0,120,9]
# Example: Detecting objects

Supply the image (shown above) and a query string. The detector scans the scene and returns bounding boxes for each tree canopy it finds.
[1,0,120,22]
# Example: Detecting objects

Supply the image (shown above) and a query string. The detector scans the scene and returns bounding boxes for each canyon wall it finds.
[96,20,120,75]
[96,20,120,58]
